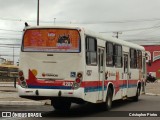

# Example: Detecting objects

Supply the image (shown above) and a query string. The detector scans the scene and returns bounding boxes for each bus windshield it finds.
[22,29,80,53]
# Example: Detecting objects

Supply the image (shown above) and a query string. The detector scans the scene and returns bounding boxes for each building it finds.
[0,58,18,77]
[0,58,6,64]
[143,45,160,78]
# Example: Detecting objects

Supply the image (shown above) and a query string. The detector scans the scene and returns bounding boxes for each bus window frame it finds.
[130,48,138,69]
[114,44,123,68]
[106,42,114,67]
[85,36,97,66]
[137,50,142,69]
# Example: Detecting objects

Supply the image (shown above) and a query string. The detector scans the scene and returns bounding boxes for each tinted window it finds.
[130,49,137,68]
[86,37,97,65]
[106,42,114,66]
[114,45,122,68]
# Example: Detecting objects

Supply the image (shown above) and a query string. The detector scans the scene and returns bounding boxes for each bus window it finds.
[124,54,128,73]
[137,50,142,69]
[114,45,122,68]
[143,57,146,74]
[130,49,137,68]
[86,37,97,66]
[106,42,114,66]
[22,29,80,53]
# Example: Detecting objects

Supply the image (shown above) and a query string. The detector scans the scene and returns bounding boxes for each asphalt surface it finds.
[0,95,160,120]
[0,82,160,119]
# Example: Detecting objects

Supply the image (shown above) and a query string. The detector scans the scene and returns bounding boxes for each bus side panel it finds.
[127,69,140,97]
[83,66,99,103]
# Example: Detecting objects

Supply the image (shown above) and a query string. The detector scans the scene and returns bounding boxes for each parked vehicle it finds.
[146,73,157,83]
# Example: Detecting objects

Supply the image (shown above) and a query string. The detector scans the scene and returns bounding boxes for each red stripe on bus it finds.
[27,69,139,89]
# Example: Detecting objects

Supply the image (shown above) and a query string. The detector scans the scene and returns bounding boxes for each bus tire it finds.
[51,99,71,111]
[99,87,113,111]
[132,87,140,102]
[106,87,113,110]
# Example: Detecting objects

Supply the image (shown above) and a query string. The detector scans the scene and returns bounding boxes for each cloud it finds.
[1,0,160,63]
[0,0,36,18]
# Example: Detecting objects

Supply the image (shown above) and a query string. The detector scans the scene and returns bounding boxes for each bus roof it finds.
[24,25,145,51]
[83,29,145,51]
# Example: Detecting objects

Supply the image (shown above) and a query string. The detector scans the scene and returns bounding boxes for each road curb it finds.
[145,93,160,96]
[0,101,46,105]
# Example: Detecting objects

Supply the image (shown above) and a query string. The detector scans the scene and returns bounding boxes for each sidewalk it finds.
[0,82,50,105]
[145,80,160,96]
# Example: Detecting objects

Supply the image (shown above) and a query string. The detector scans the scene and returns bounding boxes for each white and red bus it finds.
[18,26,146,110]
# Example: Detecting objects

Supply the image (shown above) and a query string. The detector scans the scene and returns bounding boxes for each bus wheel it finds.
[132,87,140,102]
[105,87,113,110]
[51,99,71,111]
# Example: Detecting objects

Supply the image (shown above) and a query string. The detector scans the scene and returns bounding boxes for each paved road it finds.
[0,95,160,120]
[0,82,160,120]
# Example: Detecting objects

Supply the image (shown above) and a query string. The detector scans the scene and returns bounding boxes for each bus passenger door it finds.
[123,54,129,97]
[98,48,105,101]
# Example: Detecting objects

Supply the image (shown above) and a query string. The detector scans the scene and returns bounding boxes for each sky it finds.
[0,0,160,64]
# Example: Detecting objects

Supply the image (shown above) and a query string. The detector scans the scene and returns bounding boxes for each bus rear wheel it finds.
[132,87,141,102]
[105,87,113,110]
[100,87,113,111]
[51,99,71,111]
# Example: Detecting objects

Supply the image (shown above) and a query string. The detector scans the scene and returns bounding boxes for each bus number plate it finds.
[63,82,73,86]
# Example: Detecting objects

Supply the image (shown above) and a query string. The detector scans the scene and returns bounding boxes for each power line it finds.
[0,45,20,47]
[0,17,22,22]
[100,26,160,33]
[123,34,160,38]
[125,39,160,42]
[0,17,67,24]
[2,17,160,24]
[0,33,22,35]
[70,18,160,24]
[0,38,21,40]
[0,43,20,45]
[0,29,22,33]
[0,54,19,57]
[0,51,20,53]
[0,46,20,48]
[86,18,160,24]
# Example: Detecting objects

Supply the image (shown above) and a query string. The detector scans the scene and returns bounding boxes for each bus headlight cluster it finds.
[73,72,83,89]
[18,70,28,88]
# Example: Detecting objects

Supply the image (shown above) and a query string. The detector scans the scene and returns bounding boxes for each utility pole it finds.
[37,0,39,26]
[13,45,14,65]
[113,32,122,38]
[54,18,56,25]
